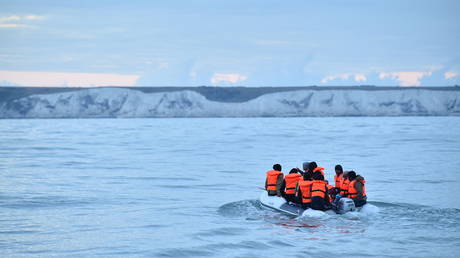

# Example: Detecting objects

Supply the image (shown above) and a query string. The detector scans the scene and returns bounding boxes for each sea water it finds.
[0,117,459,257]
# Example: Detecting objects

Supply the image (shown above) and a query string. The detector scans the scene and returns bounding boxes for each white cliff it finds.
[0,87,459,118]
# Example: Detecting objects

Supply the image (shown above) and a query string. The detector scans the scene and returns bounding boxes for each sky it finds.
[0,0,459,87]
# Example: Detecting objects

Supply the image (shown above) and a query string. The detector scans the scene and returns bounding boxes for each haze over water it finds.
[1,117,459,257]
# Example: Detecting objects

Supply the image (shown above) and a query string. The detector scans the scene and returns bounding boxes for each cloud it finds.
[0,24,30,28]
[210,73,248,84]
[24,15,45,20]
[0,70,140,87]
[444,72,459,80]
[354,74,367,82]
[0,15,21,22]
[320,73,367,83]
[379,72,432,86]
[0,15,45,29]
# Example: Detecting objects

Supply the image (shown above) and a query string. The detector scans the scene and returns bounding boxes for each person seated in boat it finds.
[300,162,309,175]
[308,161,325,176]
[334,164,344,190]
[325,179,336,202]
[309,172,331,211]
[295,172,313,208]
[283,168,302,203]
[347,171,367,207]
[338,171,350,198]
[328,165,343,201]
[265,164,284,197]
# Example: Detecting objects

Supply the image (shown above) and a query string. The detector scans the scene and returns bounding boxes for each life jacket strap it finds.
[311,189,326,193]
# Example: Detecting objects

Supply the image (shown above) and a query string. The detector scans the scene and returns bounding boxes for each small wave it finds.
[218,170,245,175]
[0,195,97,209]
[155,240,273,257]
[217,200,262,218]
[155,248,214,257]
[195,227,248,237]
[0,230,40,235]
[367,201,430,209]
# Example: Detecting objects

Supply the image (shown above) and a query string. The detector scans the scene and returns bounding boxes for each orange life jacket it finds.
[339,178,349,196]
[313,167,325,176]
[284,173,302,194]
[310,180,328,200]
[348,179,366,199]
[327,184,335,201]
[265,170,283,191]
[297,180,313,204]
[334,173,343,188]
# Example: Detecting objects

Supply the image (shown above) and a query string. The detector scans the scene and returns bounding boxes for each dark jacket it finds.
[353,175,367,201]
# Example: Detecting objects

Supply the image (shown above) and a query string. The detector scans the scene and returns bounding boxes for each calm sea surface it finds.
[1,117,459,257]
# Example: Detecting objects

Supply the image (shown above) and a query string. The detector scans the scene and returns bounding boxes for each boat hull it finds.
[259,191,358,216]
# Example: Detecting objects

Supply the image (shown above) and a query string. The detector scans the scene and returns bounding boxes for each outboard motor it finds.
[334,197,356,214]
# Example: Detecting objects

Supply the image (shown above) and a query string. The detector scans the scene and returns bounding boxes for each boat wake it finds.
[217,198,459,226]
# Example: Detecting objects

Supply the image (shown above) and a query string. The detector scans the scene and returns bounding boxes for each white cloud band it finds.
[320,73,367,83]
[0,70,140,87]
[444,72,459,80]
[379,72,432,87]
[210,73,248,84]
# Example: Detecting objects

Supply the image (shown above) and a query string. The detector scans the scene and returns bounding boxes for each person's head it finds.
[303,171,312,181]
[335,164,343,175]
[302,162,310,171]
[312,172,324,181]
[343,171,349,179]
[273,164,282,171]
[289,168,298,174]
[308,161,318,172]
[348,171,357,181]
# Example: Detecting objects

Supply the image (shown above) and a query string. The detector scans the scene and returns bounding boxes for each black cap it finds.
[302,162,310,171]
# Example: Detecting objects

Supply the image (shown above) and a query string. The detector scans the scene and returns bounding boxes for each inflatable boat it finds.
[259,191,358,216]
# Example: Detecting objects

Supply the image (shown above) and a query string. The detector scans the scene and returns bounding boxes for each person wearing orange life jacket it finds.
[295,172,313,209]
[339,171,350,197]
[309,172,331,211]
[305,161,325,176]
[265,164,284,197]
[328,164,344,199]
[334,164,344,189]
[283,168,302,203]
[347,171,367,207]
[325,180,336,202]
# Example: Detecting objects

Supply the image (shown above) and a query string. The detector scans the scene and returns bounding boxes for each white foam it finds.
[360,203,380,215]
[300,208,330,218]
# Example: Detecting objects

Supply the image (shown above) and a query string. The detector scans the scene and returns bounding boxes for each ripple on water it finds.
[155,240,273,257]
[0,195,97,209]
[194,227,248,237]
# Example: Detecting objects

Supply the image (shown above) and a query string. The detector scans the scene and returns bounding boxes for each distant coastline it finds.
[1,86,459,118]
[1,85,459,103]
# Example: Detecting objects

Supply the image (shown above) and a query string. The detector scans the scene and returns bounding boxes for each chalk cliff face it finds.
[0,87,459,118]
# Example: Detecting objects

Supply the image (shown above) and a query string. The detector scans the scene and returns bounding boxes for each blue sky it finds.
[0,0,459,87]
